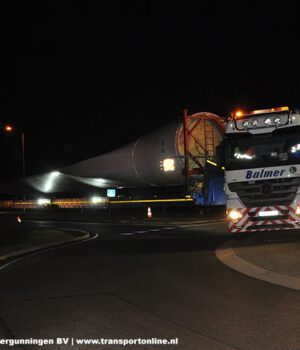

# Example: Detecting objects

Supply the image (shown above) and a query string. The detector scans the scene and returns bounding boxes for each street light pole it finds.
[3,124,27,211]
[4,125,26,178]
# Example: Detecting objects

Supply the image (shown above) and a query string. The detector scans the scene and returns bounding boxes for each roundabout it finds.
[216,230,300,291]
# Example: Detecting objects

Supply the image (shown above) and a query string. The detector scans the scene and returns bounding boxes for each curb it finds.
[216,239,300,291]
[0,230,91,263]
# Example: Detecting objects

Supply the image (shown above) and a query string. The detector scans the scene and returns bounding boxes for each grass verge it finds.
[0,223,85,257]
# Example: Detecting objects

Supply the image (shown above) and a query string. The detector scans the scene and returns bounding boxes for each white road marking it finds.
[120,229,165,236]
[121,230,158,235]
[119,220,225,236]
[179,220,226,228]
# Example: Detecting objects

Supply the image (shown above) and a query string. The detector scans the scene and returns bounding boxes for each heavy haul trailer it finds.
[21,112,226,206]
[217,106,300,233]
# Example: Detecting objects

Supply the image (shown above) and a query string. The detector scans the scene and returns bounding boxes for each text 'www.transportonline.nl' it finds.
[0,337,179,347]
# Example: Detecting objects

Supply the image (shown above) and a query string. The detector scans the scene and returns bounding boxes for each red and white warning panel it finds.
[228,205,300,233]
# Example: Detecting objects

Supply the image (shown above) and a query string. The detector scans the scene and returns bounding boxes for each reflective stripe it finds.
[228,204,300,233]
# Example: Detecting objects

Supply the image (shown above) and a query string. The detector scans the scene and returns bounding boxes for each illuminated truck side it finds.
[217,106,300,233]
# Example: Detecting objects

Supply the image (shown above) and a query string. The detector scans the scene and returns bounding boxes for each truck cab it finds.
[218,107,300,232]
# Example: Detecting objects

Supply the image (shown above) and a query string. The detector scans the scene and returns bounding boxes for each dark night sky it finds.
[1,1,300,181]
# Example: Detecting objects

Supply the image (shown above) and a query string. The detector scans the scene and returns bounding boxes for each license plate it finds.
[258,210,279,217]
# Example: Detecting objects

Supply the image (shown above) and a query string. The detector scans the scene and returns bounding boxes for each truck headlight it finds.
[228,209,243,222]
[264,118,272,126]
[274,117,281,125]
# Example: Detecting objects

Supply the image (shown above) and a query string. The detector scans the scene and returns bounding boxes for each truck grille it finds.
[228,177,300,206]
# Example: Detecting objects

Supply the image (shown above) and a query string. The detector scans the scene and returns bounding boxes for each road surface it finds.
[0,218,300,349]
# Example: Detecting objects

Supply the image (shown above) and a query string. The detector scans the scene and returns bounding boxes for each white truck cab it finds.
[218,106,300,232]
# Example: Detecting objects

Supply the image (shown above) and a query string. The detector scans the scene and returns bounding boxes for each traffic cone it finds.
[147,206,152,218]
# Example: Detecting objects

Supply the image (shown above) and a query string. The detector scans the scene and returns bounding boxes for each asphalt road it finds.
[1,218,300,349]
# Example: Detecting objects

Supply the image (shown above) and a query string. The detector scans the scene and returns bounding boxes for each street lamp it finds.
[3,124,26,178]
[4,125,13,133]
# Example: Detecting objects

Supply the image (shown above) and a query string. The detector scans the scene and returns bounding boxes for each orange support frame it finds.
[182,110,225,191]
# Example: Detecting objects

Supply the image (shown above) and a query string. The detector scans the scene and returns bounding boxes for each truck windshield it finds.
[224,130,300,170]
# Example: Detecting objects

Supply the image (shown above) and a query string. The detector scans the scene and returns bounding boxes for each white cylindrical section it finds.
[62,121,184,187]
[62,113,224,187]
